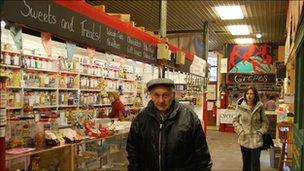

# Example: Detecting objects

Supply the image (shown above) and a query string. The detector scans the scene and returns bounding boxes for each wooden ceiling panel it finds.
[87,0,287,51]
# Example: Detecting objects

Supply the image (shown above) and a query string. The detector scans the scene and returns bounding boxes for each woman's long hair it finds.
[243,86,260,106]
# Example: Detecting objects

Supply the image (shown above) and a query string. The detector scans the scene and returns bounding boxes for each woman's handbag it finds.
[260,110,274,150]
[260,133,274,150]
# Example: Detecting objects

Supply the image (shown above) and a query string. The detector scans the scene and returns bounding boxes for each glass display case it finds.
[74,132,128,170]
[5,132,129,171]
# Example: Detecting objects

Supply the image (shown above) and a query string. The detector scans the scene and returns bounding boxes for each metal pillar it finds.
[202,21,209,78]
[159,0,167,78]
[159,0,167,38]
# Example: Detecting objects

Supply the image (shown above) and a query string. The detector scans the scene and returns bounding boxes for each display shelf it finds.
[58,105,78,108]
[105,67,120,71]
[100,103,132,107]
[0,75,9,79]
[25,67,58,73]
[93,104,102,107]
[75,132,128,145]
[60,71,79,75]
[80,62,102,68]
[0,64,21,69]
[104,77,119,80]
[5,144,71,161]
[123,91,136,94]
[22,53,56,61]
[24,87,57,90]
[80,89,100,92]
[1,49,21,54]
[7,107,22,110]
[6,86,22,89]
[120,78,136,82]
[80,73,102,78]
[32,105,57,109]
[59,88,79,91]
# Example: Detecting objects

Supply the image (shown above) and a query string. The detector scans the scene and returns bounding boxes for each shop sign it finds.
[227,73,276,84]
[1,0,156,62]
[218,109,236,124]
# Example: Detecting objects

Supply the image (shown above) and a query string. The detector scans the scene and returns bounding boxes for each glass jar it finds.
[4,52,11,65]
[13,54,19,66]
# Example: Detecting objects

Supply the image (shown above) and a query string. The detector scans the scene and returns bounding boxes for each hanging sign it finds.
[227,73,276,84]
[1,0,156,62]
[190,55,206,76]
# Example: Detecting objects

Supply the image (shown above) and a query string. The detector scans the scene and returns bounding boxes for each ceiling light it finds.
[235,38,254,44]
[256,33,262,38]
[215,5,244,20]
[227,25,250,35]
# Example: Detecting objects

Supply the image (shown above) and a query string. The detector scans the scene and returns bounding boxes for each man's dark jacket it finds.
[126,100,212,171]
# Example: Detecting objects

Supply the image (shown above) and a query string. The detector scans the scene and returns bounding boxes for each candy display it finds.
[59,128,82,143]
[23,72,57,88]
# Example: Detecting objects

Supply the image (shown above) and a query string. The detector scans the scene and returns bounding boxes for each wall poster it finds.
[227,44,274,74]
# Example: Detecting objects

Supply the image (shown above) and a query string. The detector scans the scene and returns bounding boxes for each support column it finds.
[201,21,209,133]
[159,0,167,78]
[202,21,209,77]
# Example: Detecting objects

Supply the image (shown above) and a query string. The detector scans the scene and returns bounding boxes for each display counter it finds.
[6,132,129,171]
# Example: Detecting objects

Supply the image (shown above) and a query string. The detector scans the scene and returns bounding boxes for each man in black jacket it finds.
[126,78,212,171]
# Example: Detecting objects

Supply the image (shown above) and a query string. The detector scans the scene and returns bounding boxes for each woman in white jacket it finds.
[233,86,268,171]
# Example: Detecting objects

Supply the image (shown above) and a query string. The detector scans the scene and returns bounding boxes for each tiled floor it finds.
[206,130,277,171]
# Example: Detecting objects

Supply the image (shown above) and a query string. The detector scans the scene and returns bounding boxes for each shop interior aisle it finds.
[206,130,278,171]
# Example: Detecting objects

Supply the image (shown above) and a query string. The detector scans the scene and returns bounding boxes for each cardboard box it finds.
[157,44,170,60]
[136,27,145,32]
[108,13,130,22]
[176,51,185,65]
[93,5,105,12]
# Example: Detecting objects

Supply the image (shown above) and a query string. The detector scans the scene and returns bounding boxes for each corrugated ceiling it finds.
[87,0,288,51]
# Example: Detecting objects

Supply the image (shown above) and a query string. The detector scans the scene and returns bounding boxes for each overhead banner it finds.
[227,44,274,74]
[227,73,276,84]
[1,0,156,63]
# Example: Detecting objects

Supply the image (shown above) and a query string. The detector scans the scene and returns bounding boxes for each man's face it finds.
[150,86,175,113]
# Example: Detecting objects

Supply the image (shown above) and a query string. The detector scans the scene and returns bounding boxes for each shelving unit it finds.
[1,47,139,122]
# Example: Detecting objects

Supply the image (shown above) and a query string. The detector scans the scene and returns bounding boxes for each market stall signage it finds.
[227,73,276,84]
[1,0,156,62]
[190,55,207,76]
[217,109,237,125]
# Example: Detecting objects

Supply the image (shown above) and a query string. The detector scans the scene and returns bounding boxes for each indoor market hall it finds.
[0,0,303,171]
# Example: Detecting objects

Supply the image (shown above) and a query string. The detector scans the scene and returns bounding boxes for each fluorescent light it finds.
[1,21,6,28]
[235,38,254,44]
[256,33,262,38]
[215,5,244,20]
[227,25,250,35]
